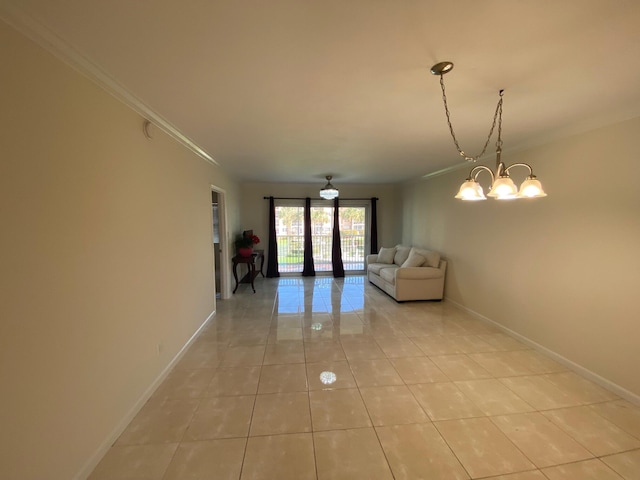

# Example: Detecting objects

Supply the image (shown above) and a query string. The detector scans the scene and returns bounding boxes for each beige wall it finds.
[238,182,403,256]
[401,116,640,398]
[0,22,240,480]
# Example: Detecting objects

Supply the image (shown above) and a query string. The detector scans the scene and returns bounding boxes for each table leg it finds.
[250,262,256,293]
[233,262,239,294]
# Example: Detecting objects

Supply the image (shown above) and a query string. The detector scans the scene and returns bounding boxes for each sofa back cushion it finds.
[377,246,396,264]
[394,245,412,266]
[411,247,441,268]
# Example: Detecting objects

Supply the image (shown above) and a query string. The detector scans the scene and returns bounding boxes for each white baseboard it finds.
[74,310,216,480]
[445,297,640,407]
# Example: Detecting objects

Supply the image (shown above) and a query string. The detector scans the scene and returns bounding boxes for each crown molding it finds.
[421,160,470,181]
[0,3,218,166]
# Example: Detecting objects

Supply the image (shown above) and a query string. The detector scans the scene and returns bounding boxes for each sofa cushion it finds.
[368,263,392,275]
[379,266,397,284]
[377,246,396,264]
[412,247,441,268]
[396,266,444,280]
[401,251,425,268]
[393,245,412,266]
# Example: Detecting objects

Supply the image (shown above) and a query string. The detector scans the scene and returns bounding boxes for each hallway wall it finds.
[0,21,240,480]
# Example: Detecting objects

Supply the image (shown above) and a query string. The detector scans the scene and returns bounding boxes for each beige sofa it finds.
[366,245,446,301]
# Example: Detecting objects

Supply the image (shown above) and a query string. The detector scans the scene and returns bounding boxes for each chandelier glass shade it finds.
[454,161,547,201]
[431,61,547,201]
[319,175,339,199]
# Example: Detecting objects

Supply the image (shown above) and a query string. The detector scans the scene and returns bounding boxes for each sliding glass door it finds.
[336,206,366,271]
[274,205,304,273]
[275,201,368,274]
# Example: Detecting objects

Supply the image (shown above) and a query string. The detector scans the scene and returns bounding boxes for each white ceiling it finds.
[3,0,640,184]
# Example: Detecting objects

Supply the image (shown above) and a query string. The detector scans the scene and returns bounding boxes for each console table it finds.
[232,250,264,293]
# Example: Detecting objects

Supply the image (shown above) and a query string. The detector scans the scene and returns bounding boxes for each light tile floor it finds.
[89,276,640,480]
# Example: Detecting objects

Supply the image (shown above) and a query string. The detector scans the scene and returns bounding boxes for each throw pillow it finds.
[401,251,425,268]
[413,248,441,268]
[377,247,396,264]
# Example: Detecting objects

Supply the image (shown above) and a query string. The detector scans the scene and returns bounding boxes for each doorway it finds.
[211,187,230,300]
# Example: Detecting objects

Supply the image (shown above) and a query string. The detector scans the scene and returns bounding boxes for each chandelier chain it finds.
[439,75,503,162]
[496,89,504,151]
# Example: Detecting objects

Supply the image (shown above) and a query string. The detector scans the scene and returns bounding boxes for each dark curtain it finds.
[370,197,378,254]
[331,198,345,277]
[266,196,280,277]
[302,197,316,276]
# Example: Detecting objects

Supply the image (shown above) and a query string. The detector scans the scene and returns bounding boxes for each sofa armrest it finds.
[365,254,378,269]
[396,267,444,280]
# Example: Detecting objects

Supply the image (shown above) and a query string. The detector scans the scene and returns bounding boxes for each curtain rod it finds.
[263,196,379,200]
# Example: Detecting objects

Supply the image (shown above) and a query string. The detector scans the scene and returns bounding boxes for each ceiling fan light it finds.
[455,180,486,201]
[319,176,339,199]
[488,177,518,199]
[517,177,547,198]
[319,187,339,200]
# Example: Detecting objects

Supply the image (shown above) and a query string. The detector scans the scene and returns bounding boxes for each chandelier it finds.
[430,61,547,201]
[319,175,339,200]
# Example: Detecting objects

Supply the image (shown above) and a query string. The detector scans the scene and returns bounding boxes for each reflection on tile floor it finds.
[89,276,640,480]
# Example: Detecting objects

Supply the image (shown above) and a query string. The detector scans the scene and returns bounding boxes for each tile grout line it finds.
[430,420,474,480]
[238,290,277,480]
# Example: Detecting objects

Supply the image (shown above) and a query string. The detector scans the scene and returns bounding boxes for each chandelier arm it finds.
[438,75,503,163]
[504,163,534,176]
[470,165,495,184]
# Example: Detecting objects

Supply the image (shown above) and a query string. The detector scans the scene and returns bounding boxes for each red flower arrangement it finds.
[235,233,260,248]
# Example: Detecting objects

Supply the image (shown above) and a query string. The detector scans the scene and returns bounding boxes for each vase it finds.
[237,247,254,257]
